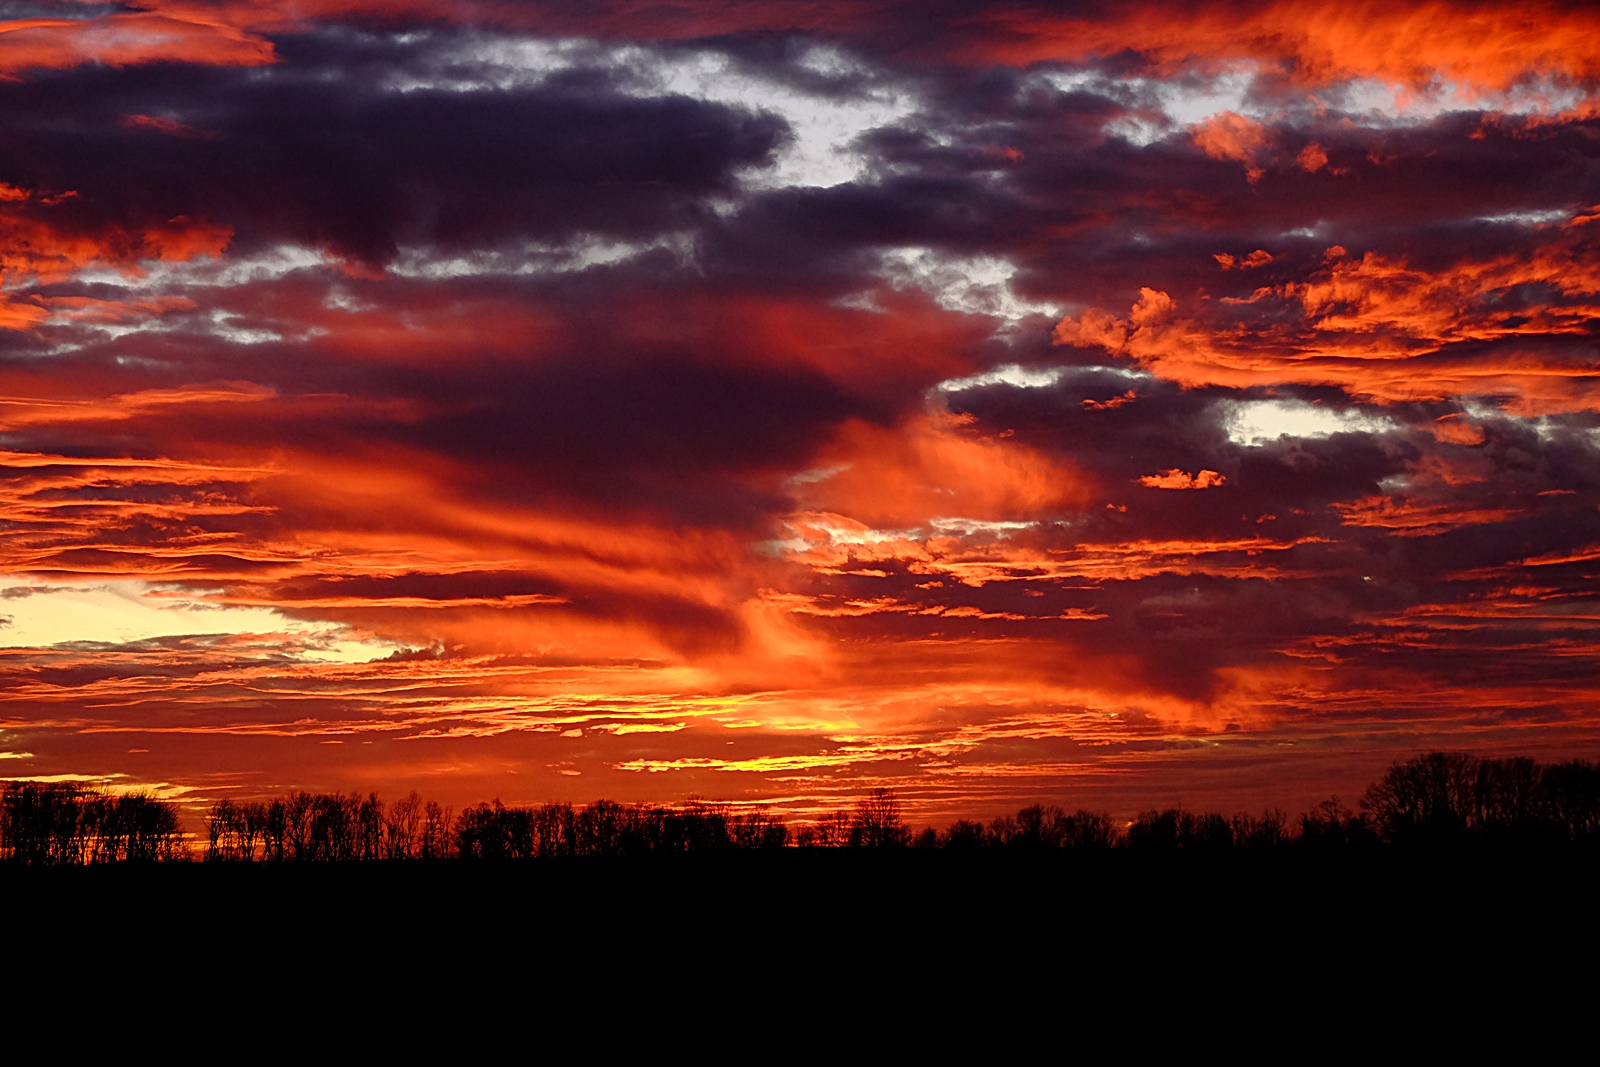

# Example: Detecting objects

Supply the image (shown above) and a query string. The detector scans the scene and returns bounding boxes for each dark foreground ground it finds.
[5,848,1596,1031]
[8,848,1595,944]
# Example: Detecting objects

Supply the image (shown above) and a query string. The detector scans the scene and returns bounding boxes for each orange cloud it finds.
[1138,469,1227,490]
[121,1,1600,99]
[1081,390,1137,411]
[1053,224,1600,412]
[1192,111,1269,181]
[0,197,232,312]
[972,0,1600,93]
[1429,414,1487,446]
[1297,142,1329,172]
[0,12,275,74]
[1216,250,1274,270]
[0,293,46,330]
[0,382,271,430]
[1330,495,1518,535]
[792,410,1086,530]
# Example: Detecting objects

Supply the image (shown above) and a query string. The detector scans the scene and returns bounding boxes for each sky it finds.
[1,0,1598,827]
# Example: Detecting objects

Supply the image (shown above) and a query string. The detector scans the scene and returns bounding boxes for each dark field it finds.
[8,849,1594,974]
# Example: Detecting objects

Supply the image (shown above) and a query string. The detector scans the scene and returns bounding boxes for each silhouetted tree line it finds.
[1358,752,1600,845]
[0,781,186,864]
[455,797,792,858]
[206,791,791,861]
[192,756,1600,862]
[207,789,456,862]
[8,751,1600,866]
[933,805,1121,850]
[932,753,1600,852]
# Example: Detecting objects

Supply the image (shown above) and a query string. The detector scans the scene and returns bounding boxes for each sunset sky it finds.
[2,0,1598,826]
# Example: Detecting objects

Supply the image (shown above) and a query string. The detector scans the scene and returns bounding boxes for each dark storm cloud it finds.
[405,351,864,525]
[0,31,788,266]
[790,67,1600,307]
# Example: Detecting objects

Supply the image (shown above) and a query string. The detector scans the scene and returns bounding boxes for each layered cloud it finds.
[1,0,1596,825]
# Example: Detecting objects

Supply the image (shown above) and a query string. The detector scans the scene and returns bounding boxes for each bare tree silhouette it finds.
[1363,752,1478,842]
[849,789,909,848]
[1,782,184,864]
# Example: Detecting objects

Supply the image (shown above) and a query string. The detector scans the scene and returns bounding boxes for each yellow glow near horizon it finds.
[0,578,386,663]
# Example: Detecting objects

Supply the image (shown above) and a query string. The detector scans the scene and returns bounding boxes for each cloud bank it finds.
[1,0,1597,822]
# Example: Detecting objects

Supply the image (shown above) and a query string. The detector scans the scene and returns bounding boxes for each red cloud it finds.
[0,12,275,74]
[1053,222,1600,413]
[0,194,231,330]
[83,1,1600,97]
[1192,112,1269,181]
[970,0,1600,91]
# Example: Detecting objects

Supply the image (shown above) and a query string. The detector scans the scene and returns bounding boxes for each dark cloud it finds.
[0,37,788,266]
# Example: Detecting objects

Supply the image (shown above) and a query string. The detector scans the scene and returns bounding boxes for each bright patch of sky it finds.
[72,246,326,291]
[0,580,386,662]
[64,320,163,343]
[759,516,920,555]
[765,515,1039,557]
[207,309,283,345]
[1041,64,1594,146]
[802,520,920,547]
[786,464,849,486]
[1329,75,1591,125]
[402,35,917,190]
[1460,399,1573,442]
[937,363,1149,394]
[876,248,1064,327]
[1475,209,1571,226]
[1224,399,1396,445]
[1508,414,1568,443]
[641,45,916,189]
[1042,64,1257,144]
[66,230,699,293]
[937,364,1067,393]
[1109,68,1259,145]
[387,33,585,92]
[387,233,696,279]
[930,518,1037,538]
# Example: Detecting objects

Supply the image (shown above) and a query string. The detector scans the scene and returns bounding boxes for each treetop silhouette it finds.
[6,750,1599,866]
